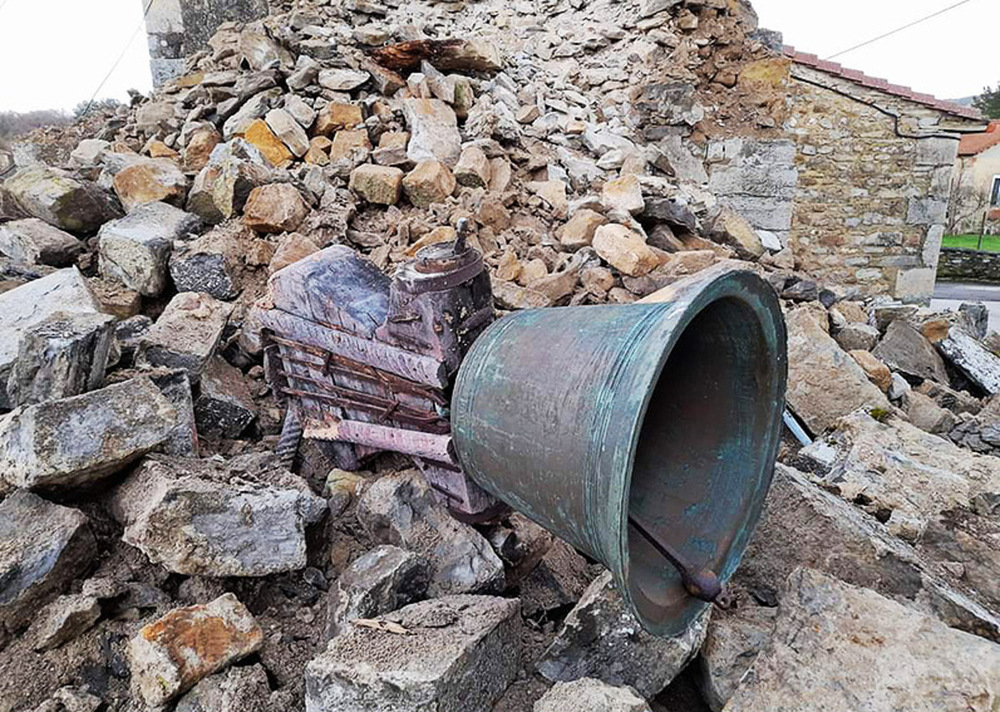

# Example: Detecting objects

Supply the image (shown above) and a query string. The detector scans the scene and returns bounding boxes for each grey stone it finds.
[0,491,96,639]
[724,569,1000,712]
[519,539,593,618]
[186,139,272,224]
[137,291,233,379]
[0,218,83,267]
[888,372,910,400]
[329,545,430,636]
[175,663,273,712]
[8,311,116,407]
[785,307,891,434]
[3,166,118,233]
[697,605,776,712]
[937,327,1000,394]
[135,101,176,134]
[265,108,310,157]
[537,570,708,698]
[318,68,370,92]
[906,197,948,226]
[873,319,949,384]
[652,136,708,184]
[403,98,462,167]
[915,136,960,167]
[69,139,109,168]
[358,470,505,596]
[239,28,292,71]
[194,356,257,439]
[833,323,879,352]
[534,678,651,712]
[0,268,101,409]
[0,377,178,490]
[305,595,521,712]
[222,88,283,140]
[98,201,202,296]
[27,593,101,651]
[113,455,325,576]
[905,390,957,434]
[169,224,255,300]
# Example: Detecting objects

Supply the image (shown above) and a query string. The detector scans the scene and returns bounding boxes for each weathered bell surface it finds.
[451,268,788,636]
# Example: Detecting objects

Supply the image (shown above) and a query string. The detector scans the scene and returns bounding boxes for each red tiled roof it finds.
[783,46,983,121]
[959,121,1000,156]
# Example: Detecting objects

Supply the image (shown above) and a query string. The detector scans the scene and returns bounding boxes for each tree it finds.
[973,83,1000,119]
[73,97,123,119]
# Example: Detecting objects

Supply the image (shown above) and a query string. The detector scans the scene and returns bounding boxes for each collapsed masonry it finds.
[1,0,1000,711]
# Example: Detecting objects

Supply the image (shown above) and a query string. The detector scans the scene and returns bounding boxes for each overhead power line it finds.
[825,0,977,60]
[80,0,156,117]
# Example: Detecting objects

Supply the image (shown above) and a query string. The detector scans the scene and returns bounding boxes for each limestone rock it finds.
[0,491,96,638]
[538,570,708,698]
[0,268,101,409]
[724,569,1000,712]
[402,160,456,208]
[318,68,370,91]
[528,180,568,218]
[833,323,879,352]
[315,101,364,136]
[305,595,521,712]
[535,678,652,712]
[453,146,491,188]
[129,593,263,707]
[492,279,553,310]
[873,319,949,384]
[706,206,764,259]
[8,311,116,407]
[349,164,403,205]
[357,470,505,596]
[240,29,292,71]
[113,455,325,577]
[28,593,101,651]
[269,232,320,274]
[98,201,202,296]
[265,108,309,157]
[241,118,293,168]
[697,604,776,711]
[403,98,462,167]
[186,140,271,224]
[592,224,660,277]
[182,126,222,173]
[169,223,259,300]
[848,350,891,392]
[785,307,891,434]
[3,165,118,233]
[905,390,957,434]
[242,183,309,233]
[194,356,257,439]
[558,209,607,250]
[329,545,430,635]
[0,218,83,267]
[0,377,178,490]
[136,292,233,378]
[602,174,645,215]
[937,327,1000,394]
[112,158,189,212]
[175,663,273,712]
[520,539,593,618]
[223,88,283,140]
[329,129,372,162]
[136,101,176,134]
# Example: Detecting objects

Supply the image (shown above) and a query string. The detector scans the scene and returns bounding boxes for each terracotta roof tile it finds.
[959,121,1000,156]
[784,46,983,121]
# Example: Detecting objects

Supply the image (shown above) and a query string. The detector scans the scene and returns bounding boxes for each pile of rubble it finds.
[1,0,999,710]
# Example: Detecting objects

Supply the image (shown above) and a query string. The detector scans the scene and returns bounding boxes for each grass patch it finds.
[943,234,1000,252]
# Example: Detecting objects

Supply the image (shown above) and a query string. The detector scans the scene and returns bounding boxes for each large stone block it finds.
[872,319,948,384]
[98,201,202,296]
[0,491,96,639]
[305,596,521,712]
[113,455,325,576]
[112,158,189,212]
[403,98,462,167]
[3,165,118,233]
[136,291,233,379]
[186,139,271,224]
[0,218,83,266]
[0,377,178,490]
[724,569,1000,711]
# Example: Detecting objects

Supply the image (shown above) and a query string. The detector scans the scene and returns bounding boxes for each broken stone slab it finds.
[129,593,264,707]
[305,595,521,712]
[0,218,83,267]
[242,183,309,233]
[937,327,1000,394]
[705,206,764,260]
[0,491,96,639]
[98,201,203,296]
[403,98,462,167]
[537,570,708,698]
[534,678,652,712]
[872,319,949,384]
[265,108,309,157]
[169,222,261,300]
[328,545,430,636]
[519,539,593,618]
[832,322,879,352]
[27,593,101,651]
[601,175,645,215]
[318,68,370,91]
[592,224,660,277]
[136,291,233,379]
[241,118,293,168]
[113,455,325,577]
[3,165,118,233]
[349,164,403,205]
[175,663,273,712]
[697,604,776,712]
[357,470,505,596]
[724,569,1000,712]
[0,376,178,490]
[0,267,101,409]
[904,390,957,434]
[193,356,257,439]
[492,278,553,310]
[112,158,189,213]
[402,160,456,208]
[369,39,502,73]
[453,145,491,188]
[186,139,272,224]
[785,306,891,434]
[558,209,607,250]
[8,311,116,407]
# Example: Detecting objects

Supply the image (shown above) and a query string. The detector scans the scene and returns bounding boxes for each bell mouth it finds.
[622,276,786,636]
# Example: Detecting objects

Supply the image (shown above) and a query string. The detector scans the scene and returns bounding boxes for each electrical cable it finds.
[79,0,156,117]
[825,0,977,60]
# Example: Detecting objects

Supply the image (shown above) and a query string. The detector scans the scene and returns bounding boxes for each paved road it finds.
[932,281,1000,333]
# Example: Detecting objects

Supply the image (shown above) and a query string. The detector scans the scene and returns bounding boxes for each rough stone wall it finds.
[937,247,1000,282]
[144,0,269,86]
[951,143,1000,235]
[708,60,966,303]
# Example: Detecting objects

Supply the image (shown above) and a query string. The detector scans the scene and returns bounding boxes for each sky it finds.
[0,0,997,114]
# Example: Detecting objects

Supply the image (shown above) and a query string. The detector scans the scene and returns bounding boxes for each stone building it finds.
[950,120,1000,235]
[707,47,985,303]
[144,0,269,86]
